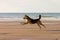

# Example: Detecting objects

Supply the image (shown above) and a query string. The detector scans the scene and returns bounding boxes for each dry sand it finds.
[0,20,60,40]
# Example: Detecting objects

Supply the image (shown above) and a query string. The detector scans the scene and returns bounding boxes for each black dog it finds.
[23,15,46,29]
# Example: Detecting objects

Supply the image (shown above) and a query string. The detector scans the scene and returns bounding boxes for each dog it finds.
[23,15,46,29]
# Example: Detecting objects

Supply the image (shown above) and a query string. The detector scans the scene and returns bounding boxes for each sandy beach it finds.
[0,20,60,40]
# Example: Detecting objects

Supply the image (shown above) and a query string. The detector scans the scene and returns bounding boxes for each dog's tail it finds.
[39,15,41,19]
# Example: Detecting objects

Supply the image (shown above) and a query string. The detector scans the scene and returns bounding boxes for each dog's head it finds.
[23,15,30,23]
[23,15,29,19]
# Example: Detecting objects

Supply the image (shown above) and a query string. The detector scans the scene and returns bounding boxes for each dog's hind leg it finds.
[37,23,41,30]
[39,21,46,28]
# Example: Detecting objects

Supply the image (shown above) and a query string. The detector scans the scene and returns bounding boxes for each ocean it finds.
[0,13,60,21]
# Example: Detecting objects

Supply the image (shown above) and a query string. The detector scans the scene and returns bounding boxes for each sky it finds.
[0,0,60,13]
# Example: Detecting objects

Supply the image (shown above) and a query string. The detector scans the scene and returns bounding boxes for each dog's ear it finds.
[25,15,29,17]
[25,15,28,16]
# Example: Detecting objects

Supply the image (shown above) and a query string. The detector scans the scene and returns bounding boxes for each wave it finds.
[0,18,22,21]
[41,17,60,21]
[0,17,60,21]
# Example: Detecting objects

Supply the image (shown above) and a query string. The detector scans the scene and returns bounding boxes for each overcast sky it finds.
[0,0,60,13]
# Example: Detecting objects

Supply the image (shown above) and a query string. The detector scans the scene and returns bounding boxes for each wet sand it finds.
[0,20,60,40]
